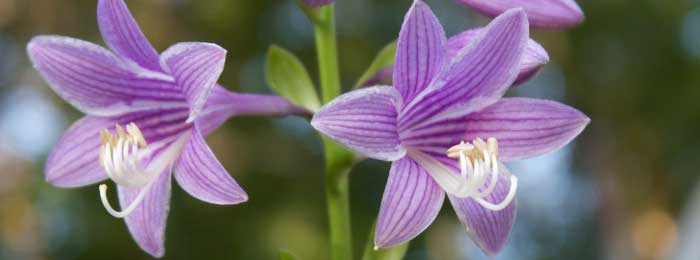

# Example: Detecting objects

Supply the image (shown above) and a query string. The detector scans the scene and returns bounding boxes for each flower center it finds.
[445,137,517,211]
[97,123,187,218]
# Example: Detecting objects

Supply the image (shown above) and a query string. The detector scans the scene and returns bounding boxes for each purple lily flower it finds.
[311,1,588,257]
[361,27,549,87]
[302,0,334,8]
[456,0,585,28]
[27,0,304,257]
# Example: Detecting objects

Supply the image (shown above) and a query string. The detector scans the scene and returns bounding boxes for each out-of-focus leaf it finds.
[278,250,300,260]
[266,45,321,112]
[354,41,397,88]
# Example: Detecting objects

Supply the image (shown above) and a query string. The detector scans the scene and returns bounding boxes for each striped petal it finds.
[401,98,589,161]
[456,0,584,29]
[393,0,446,104]
[398,9,529,132]
[97,0,161,71]
[174,126,248,205]
[462,98,589,160]
[160,42,226,123]
[118,166,172,258]
[45,108,190,188]
[448,165,517,257]
[447,28,549,86]
[27,36,186,117]
[310,86,405,161]
[45,116,112,187]
[196,85,307,136]
[375,157,444,248]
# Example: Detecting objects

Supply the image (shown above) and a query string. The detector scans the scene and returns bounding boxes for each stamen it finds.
[99,184,151,218]
[443,137,517,211]
[96,123,189,218]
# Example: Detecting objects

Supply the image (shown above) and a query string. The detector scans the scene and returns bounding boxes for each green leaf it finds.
[354,41,397,88]
[266,45,321,112]
[361,222,409,260]
[278,250,300,260]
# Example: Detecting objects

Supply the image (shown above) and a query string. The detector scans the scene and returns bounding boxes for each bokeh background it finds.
[1,0,699,259]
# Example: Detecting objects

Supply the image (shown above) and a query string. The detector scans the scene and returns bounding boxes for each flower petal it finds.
[97,0,161,70]
[27,36,186,116]
[160,42,226,123]
[447,28,549,86]
[448,165,517,257]
[196,85,307,136]
[393,0,446,104]
[375,157,444,248]
[310,86,405,161]
[402,98,589,161]
[45,108,190,188]
[456,0,584,28]
[301,0,333,8]
[462,98,590,161]
[45,116,111,187]
[398,9,529,132]
[174,127,248,205]
[118,167,172,258]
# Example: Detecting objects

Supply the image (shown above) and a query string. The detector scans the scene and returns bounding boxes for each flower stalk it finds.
[311,4,355,260]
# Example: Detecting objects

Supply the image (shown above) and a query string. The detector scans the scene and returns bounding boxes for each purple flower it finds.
[27,0,304,257]
[311,1,588,257]
[456,0,584,28]
[361,27,549,87]
[302,0,334,8]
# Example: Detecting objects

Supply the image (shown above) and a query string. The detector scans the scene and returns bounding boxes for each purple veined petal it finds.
[375,157,445,248]
[398,9,529,132]
[393,0,447,104]
[160,42,226,123]
[447,28,549,86]
[45,108,191,188]
[196,85,308,136]
[462,98,589,161]
[360,29,548,89]
[118,165,172,258]
[174,126,248,205]
[310,86,406,161]
[97,0,162,71]
[447,163,517,257]
[456,0,584,29]
[361,29,547,89]
[302,0,333,8]
[401,98,589,161]
[45,116,112,187]
[360,67,394,88]
[27,36,187,117]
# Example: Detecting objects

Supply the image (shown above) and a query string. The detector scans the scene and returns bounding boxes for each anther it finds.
[445,138,517,211]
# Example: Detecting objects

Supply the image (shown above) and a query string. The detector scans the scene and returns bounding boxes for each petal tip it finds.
[142,245,165,258]
[373,234,404,249]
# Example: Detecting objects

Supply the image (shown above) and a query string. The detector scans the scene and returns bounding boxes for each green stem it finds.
[311,4,354,260]
[314,5,341,103]
[323,138,354,260]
